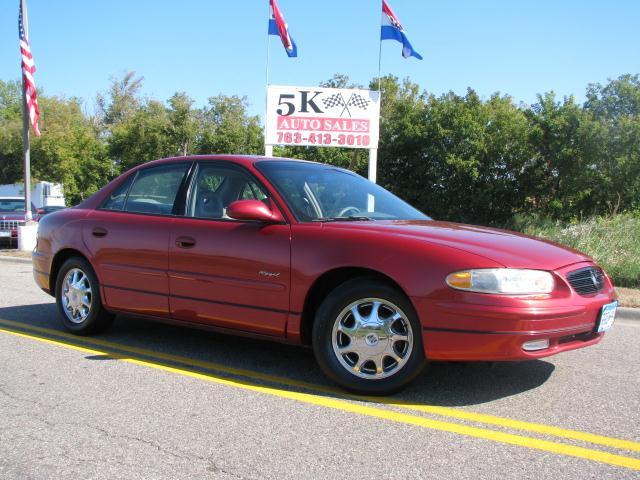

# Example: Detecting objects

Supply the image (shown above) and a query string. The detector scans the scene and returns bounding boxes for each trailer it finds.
[0,182,65,209]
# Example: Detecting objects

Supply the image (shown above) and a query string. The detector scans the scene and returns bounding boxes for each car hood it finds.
[323,220,591,270]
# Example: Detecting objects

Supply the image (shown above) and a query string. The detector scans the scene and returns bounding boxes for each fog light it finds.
[522,339,550,351]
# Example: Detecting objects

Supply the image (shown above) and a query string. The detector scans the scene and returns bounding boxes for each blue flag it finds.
[268,0,297,58]
[381,0,422,60]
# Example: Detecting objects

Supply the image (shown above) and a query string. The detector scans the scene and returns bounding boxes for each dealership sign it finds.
[266,85,381,149]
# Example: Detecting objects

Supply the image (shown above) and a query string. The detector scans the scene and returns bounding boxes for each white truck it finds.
[0,182,65,209]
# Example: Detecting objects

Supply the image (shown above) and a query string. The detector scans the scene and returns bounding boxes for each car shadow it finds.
[0,302,555,407]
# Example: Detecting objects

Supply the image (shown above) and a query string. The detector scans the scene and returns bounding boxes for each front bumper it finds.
[420,324,603,361]
[412,264,617,361]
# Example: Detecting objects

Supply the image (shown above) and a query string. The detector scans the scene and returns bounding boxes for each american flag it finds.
[19,1,40,136]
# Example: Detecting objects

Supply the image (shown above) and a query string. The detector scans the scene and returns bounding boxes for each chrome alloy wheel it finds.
[331,298,414,380]
[61,268,92,324]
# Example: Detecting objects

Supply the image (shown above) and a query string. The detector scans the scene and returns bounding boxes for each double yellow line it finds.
[1,318,639,471]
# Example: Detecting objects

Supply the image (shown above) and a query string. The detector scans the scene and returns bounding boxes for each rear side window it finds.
[124,164,189,215]
[101,176,134,211]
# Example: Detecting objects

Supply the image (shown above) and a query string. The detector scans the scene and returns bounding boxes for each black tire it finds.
[55,256,114,335]
[312,278,426,395]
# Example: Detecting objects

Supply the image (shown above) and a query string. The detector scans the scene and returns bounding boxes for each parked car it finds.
[32,156,618,394]
[0,197,37,247]
[35,205,66,220]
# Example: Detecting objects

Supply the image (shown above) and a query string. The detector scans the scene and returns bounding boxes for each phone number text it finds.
[276,132,371,147]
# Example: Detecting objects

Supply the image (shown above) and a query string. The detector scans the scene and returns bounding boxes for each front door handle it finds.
[175,236,196,249]
[92,227,108,238]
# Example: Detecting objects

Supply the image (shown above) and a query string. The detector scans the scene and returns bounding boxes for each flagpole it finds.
[377,0,383,93]
[20,0,33,223]
[367,0,384,187]
[264,1,273,157]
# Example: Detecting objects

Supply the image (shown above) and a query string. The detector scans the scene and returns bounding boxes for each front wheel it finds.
[55,256,113,335]
[312,278,426,395]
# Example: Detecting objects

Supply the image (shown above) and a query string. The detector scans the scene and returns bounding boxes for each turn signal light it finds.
[445,271,471,289]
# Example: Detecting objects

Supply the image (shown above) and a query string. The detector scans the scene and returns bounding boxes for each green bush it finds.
[518,212,640,288]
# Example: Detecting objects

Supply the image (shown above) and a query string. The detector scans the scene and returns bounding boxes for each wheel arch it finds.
[299,267,410,345]
[49,248,93,294]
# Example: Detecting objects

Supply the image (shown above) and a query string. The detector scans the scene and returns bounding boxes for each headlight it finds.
[446,269,555,294]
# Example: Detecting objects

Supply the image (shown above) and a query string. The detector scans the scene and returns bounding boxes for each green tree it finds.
[584,74,640,214]
[167,92,198,156]
[0,80,23,184]
[31,95,110,204]
[97,71,143,127]
[197,95,263,154]
[108,99,172,171]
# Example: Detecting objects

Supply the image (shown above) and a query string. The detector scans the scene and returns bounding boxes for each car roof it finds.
[139,155,321,170]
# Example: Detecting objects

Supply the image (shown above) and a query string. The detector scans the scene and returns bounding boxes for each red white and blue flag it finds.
[268,0,297,58]
[18,1,40,136]
[381,0,422,60]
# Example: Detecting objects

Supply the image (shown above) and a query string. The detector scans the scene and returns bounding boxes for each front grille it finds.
[566,267,604,295]
[0,220,21,232]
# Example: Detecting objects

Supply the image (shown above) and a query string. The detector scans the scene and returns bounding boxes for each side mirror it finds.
[227,199,284,224]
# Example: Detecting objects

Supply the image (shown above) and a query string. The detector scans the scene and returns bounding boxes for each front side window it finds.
[240,181,268,201]
[188,164,269,220]
[256,161,429,222]
[124,164,189,215]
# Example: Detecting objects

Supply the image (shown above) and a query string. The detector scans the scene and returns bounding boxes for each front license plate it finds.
[0,231,10,237]
[597,301,618,332]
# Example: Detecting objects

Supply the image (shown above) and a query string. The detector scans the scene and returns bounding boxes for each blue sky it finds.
[1,0,638,117]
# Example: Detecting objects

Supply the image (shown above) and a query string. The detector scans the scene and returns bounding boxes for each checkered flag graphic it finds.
[322,93,345,109]
[347,94,370,110]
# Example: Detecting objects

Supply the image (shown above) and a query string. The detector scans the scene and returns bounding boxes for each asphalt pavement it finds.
[0,258,639,479]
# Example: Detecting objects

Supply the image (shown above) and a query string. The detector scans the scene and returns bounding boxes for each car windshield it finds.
[256,161,429,222]
[0,199,25,212]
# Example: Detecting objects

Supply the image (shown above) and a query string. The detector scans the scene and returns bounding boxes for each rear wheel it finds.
[312,278,426,395]
[55,257,113,335]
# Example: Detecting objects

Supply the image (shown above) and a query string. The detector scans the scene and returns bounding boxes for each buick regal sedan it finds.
[33,155,618,394]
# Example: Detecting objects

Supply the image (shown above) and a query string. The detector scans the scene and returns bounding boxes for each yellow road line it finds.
[1,318,639,455]
[1,325,639,472]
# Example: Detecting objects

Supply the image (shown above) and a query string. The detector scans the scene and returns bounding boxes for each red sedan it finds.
[33,155,618,394]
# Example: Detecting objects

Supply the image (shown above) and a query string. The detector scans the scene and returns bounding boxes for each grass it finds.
[517,212,640,289]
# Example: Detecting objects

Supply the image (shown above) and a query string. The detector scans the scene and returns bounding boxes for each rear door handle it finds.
[92,227,108,238]
[175,236,196,249]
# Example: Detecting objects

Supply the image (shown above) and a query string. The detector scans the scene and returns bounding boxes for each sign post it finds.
[264,85,381,182]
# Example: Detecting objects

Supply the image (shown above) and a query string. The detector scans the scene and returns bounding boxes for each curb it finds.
[618,307,640,322]
[0,255,32,265]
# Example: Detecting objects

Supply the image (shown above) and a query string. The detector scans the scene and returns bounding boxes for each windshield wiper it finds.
[314,216,374,222]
